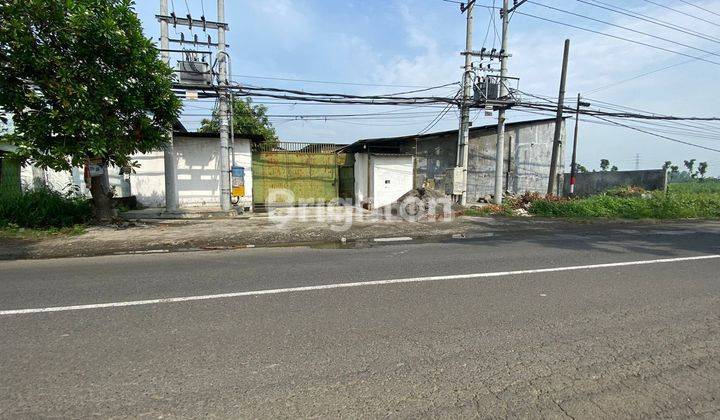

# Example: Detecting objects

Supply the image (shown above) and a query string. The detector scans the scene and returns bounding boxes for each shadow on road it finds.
[455,217,720,258]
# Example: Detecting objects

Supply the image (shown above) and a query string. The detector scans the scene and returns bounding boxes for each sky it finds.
[134,0,720,174]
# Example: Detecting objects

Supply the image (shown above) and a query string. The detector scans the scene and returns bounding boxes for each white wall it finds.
[130,136,253,209]
[371,155,414,208]
[130,151,165,207]
[20,162,124,197]
[174,135,220,207]
[353,152,369,206]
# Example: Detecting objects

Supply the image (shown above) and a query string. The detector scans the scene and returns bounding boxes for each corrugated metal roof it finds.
[339,117,563,153]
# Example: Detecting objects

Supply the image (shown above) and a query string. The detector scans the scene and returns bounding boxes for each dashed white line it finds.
[374,237,413,242]
[1,254,718,316]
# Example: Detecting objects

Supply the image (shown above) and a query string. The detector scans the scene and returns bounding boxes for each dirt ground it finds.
[0,206,704,260]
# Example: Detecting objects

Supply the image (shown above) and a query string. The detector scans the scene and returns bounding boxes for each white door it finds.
[371,155,414,208]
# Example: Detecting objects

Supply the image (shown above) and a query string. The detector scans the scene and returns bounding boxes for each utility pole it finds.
[159,0,178,212]
[635,153,641,170]
[456,0,474,206]
[217,0,231,212]
[494,0,510,205]
[569,93,590,196]
[547,39,570,196]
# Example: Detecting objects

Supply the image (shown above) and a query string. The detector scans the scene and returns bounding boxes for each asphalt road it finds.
[1,223,720,418]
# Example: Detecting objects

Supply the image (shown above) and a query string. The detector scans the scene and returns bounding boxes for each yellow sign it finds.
[232,186,245,197]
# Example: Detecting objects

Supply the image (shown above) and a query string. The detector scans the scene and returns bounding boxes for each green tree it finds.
[611,165,618,172]
[662,161,672,172]
[684,159,697,178]
[199,97,278,143]
[600,159,610,171]
[0,0,181,220]
[698,162,708,180]
[576,164,588,173]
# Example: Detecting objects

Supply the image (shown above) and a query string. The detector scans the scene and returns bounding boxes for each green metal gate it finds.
[337,153,355,201]
[252,142,339,206]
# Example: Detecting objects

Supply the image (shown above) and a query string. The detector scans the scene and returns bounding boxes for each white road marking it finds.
[374,237,413,242]
[1,254,718,316]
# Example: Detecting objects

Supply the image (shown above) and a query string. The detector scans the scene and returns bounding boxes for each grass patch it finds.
[0,224,86,239]
[668,180,720,194]
[0,186,92,229]
[464,204,512,217]
[529,191,720,219]
[465,187,720,220]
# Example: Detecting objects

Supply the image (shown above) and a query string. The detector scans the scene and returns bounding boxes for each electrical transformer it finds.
[474,77,500,102]
[178,60,212,86]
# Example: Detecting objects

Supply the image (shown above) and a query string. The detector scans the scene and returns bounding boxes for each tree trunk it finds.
[89,162,115,222]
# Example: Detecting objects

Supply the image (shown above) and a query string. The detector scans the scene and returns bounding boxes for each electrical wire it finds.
[584,53,715,94]
[519,101,720,121]
[229,74,453,89]
[676,0,720,18]
[527,1,720,59]
[481,1,494,48]
[418,103,455,135]
[512,10,720,67]
[640,0,720,29]
[592,115,720,153]
[512,108,720,155]
[578,0,720,45]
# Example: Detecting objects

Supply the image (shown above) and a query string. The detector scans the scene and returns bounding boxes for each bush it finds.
[0,186,92,228]
[605,186,647,198]
[465,204,508,216]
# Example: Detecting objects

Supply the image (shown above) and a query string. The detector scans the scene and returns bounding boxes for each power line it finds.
[584,53,715,94]
[230,74,455,89]
[512,10,720,67]
[577,0,720,45]
[593,115,720,153]
[481,0,496,49]
[513,108,720,152]
[419,103,455,135]
[527,1,720,59]
[676,0,720,18]
[519,101,720,121]
[640,0,720,29]
[583,97,720,136]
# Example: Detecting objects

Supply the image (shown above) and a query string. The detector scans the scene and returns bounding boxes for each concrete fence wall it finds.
[563,169,667,197]
[130,136,253,209]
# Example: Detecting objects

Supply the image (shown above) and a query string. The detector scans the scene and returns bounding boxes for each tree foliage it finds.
[600,159,610,171]
[698,162,708,180]
[199,97,278,142]
[684,159,697,178]
[0,0,181,171]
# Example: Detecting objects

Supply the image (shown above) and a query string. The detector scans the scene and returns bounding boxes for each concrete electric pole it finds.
[569,93,591,196]
[456,0,474,206]
[159,0,178,212]
[494,0,510,205]
[547,39,570,196]
[217,0,231,212]
[158,0,232,212]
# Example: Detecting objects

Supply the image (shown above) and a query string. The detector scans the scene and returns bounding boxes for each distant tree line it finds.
[662,159,711,182]
[574,158,713,181]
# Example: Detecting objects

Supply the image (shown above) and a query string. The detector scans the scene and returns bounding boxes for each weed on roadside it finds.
[0,186,91,229]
